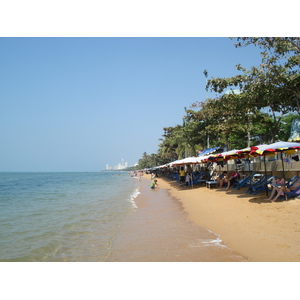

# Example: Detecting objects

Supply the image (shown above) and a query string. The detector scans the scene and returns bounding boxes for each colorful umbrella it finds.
[249,141,300,196]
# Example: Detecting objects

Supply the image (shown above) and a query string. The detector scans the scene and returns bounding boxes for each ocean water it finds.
[0,172,139,262]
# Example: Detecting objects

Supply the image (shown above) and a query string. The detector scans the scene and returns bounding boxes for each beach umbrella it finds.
[250,141,300,156]
[198,154,214,163]
[250,141,300,179]
[198,146,223,157]
[170,156,200,166]
[169,156,200,188]
[250,141,300,195]
[237,144,268,173]
[234,145,267,193]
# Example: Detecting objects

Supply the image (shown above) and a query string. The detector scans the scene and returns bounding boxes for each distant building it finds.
[105,158,129,170]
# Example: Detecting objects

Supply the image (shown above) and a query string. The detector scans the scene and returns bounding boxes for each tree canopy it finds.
[136,37,300,169]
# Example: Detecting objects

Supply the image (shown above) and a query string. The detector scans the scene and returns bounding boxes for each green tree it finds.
[207,37,300,143]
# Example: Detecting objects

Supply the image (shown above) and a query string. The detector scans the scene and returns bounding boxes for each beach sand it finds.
[107,173,300,262]
[153,174,300,262]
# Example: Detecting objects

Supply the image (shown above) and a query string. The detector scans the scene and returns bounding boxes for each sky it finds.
[1,37,266,171]
[1,2,295,172]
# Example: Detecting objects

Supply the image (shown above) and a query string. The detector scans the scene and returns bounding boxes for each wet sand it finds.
[106,176,247,262]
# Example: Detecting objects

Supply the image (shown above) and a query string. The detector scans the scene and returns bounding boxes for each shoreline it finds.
[149,174,300,262]
[106,175,247,262]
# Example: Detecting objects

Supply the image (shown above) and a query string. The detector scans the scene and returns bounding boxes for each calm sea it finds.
[0,172,139,262]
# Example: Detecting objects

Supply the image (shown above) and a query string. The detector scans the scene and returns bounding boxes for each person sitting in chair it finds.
[225,172,239,190]
[216,171,228,188]
[266,177,300,202]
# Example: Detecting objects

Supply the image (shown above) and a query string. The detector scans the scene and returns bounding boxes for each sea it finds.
[0,171,139,262]
[0,171,247,262]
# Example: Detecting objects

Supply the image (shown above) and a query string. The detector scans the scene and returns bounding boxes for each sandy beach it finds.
[150,174,300,262]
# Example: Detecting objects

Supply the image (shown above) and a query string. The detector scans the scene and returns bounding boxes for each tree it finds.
[207,37,300,143]
[208,38,300,112]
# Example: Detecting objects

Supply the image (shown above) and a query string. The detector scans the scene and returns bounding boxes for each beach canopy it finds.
[211,149,241,161]
[169,156,200,166]
[198,147,223,157]
[150,141,300,170]
[250,141,300,156]
[235,145,268,158]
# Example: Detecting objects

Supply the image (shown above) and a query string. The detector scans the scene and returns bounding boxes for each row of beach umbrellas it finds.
[148,141,300,197]
[153,141,300,170]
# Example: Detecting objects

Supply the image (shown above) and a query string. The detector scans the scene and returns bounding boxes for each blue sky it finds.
[1,37,264,171]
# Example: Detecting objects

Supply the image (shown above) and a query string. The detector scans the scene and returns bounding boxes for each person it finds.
[137,171,142,182]
[216,171,228,188]
[225,172,239,190]
[266,177,300,202]
[150,179,159,189]
[179,167,185,186]
[185,164,193,187]
[185,173,192,187]
[186,164,193,175]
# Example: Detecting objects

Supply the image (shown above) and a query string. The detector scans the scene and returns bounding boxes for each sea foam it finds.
[128,187,140,209]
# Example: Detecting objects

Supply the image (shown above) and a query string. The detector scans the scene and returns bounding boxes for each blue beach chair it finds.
[250,175,274,195]
[277,176,300,200]
[192,172,204,185]
[279,185,300,200]
[286,175,298,188]
[233,174,255,190]
[246,175,272,194]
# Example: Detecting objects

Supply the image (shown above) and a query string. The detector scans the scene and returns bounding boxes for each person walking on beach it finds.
[137,171,142,182]
[150,180,159,189]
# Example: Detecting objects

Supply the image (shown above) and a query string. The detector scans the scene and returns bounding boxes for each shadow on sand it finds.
[160,176,289,205]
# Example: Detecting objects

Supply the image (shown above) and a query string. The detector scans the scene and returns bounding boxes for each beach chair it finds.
[268,175,299,197]
[286,175,298,188]
[278,185,300,200]
[277,176,300,200]
[245,175,266,192]
[168,172,178,181]
[233,174,255,190]
[192,172,204,185]
[246,175,272,195]
[251,176,274,195]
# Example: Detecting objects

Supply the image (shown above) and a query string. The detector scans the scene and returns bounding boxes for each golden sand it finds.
[150,174,300,262]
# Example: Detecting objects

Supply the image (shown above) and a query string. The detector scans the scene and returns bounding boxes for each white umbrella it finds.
[170,156,200,166]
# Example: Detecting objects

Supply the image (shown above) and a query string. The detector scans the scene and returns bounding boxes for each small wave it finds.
[189,237,226,248]
[128,188,140,209]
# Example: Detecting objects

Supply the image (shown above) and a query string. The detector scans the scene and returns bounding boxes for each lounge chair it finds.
[246,175,273,195]
[233,174,255,190]
[277,176,300,200]
[279,185,300,200]
[192,172,204,185]
[169,173,179,181]
[286,175,299,188]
